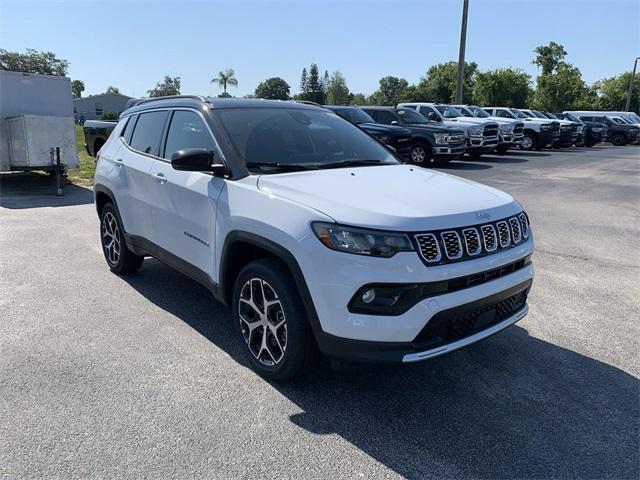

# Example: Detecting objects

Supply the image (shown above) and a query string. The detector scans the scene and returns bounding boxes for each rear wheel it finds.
[611,133,627,146]
[520,133,536,151]
[232,258,314,381]
[410,142,433,165]
[100,203,144,274]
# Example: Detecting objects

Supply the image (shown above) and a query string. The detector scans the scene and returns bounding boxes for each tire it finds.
[99,203,144,274]
[611,133,627,146]
[520,133,536,151]
[232,258,315,381]
[410,142,434,165]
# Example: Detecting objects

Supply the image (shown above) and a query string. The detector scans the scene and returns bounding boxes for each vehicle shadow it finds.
[500,150,551,157]
[477,154,529,164]
[441,160,493,170]
[0,172,94,209]
[123,259,639,480]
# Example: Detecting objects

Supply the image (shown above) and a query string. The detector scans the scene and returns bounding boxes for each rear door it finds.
[148,109,225,280]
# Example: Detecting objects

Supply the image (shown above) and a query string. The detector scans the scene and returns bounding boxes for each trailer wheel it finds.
[100,203,144,274]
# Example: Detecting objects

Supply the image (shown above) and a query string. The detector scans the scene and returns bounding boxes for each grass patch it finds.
[67,124,95,185]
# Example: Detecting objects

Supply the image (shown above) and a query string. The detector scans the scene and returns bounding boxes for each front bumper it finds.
[499,133,524,147]
[466,135,499,152]
[556,131,578,146]
[432,143,466,157]
[316,279,532,364]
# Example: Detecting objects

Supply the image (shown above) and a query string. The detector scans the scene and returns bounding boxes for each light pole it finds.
[625,57,640,112]
[455,0,470,103]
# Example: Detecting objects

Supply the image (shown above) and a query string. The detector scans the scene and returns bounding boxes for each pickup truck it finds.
[83,120,117,156]
[483,107,559,150]
[552,112,607,147]
[452,105,524,153]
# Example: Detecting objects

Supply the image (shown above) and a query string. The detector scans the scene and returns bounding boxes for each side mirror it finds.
[171,148,227,175]
[427,112,440,122]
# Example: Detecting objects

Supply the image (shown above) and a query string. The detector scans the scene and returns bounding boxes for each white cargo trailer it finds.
[0,71,79,193]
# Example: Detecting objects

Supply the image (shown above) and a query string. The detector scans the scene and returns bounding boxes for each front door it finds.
[148,109,225,280]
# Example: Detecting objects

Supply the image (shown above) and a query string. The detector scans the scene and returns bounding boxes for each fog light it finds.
[361,289,376,304]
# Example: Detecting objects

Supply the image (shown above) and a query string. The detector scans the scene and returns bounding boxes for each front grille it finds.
[570,124,579,133]
[483,123,499,137]
[513,122,524,134]
[415,213,530,266]
[447,134,466,144]
[551,122,560,133]
[413,288,528,347]
[391,136,412,161]
[561,124,571,132]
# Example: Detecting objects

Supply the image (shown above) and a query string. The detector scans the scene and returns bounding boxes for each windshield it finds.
[395,108,428,124]
[511,109,528,119]
[332,108,375,125]
[469,106,490,118]
[544,112,559,119]
[453,106,474,117]
[435,105,464,118]
[216,108,398,174]
[626,113,640,123]
[564,112,579,122]
[610,117,626,124]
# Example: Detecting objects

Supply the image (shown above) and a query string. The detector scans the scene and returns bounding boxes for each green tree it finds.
[297,63,326,104]
[0,48,69,76]
[71,79,85,98]
[533,41,567,75]
[349,93,368,105]
[101,111,118,120]
[413,61,478,103]
[325,71,350,105]
[473,68,532,107]
[147,76,181,97]
[534,63,590,111]
[368,76,409,105]
[211,68,238,95]
[106,85,120,94]
[255,77,291,100]
[595,72,640,112]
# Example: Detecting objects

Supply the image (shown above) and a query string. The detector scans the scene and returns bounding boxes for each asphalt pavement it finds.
[1,145,638,479]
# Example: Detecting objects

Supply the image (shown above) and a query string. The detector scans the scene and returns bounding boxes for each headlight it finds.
[434,134,448,145]
[540,124,551,131]
[468,126,482,135]
[312,222,413,258]
[377,135,392,144]
[499,124,512,134]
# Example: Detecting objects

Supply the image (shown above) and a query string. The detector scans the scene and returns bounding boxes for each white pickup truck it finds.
[483,107,559,151]
[452,105,524,153]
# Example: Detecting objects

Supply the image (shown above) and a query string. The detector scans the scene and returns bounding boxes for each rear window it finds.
[129,111,168,156]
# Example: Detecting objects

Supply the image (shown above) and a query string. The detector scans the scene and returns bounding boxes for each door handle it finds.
[115,158,124,166]
[153,172,167,184]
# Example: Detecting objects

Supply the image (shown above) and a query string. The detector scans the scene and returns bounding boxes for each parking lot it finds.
[1,146,638,479]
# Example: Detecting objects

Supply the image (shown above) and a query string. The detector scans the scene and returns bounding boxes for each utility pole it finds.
[455,0,470,104]
[625,57,640,112]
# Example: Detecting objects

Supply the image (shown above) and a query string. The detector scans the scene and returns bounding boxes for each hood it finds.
[257,164,520,231]
[358,122,412,136]
[486,116,516,125]
[404,123,460,134]
[443,117,491,126]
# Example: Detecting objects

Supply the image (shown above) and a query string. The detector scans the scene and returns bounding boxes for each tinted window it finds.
[129,111,168,156]
[121,115,137,143]
[163,111,216,160]
[496,110,511,118]
[215,108,397,173]
[332,108,375,124]
[374,110,397,125]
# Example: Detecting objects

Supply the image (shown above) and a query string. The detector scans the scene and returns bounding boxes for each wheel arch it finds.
[219,231,323,339]
[94,184,119,218]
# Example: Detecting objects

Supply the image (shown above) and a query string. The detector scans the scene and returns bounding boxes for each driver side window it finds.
[163,110,216,160]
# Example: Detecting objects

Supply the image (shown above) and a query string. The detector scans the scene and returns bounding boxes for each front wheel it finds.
[520,134,536,151]
[410,142,433,165]
[233,258,315,381]
[611,133,627,146]
[100,203,144,274]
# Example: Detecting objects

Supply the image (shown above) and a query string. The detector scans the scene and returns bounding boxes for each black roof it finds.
[122,96,322,117]
[359,105,397,110]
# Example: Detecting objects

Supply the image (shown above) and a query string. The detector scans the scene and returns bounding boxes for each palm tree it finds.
[211,69,238,95]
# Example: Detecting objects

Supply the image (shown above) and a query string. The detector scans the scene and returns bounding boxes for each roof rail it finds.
[125,95,208,109]
[291,100,322,107]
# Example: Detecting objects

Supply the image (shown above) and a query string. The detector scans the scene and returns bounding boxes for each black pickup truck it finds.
[83,120,117,156]
[360,106,466,165]
[553,112,607,147]
[576,115,639,146]
[324,106,413,161]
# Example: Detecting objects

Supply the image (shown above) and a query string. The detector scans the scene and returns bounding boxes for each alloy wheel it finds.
[238,278,287,366]
[101,212,121,266]
[521,136,534,150]
[411,145,426,163]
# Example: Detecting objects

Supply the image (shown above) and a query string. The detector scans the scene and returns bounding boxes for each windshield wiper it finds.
[246,162,315,172]
[317,159,386,169]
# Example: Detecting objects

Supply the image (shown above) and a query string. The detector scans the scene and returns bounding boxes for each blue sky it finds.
[1,0,638,98]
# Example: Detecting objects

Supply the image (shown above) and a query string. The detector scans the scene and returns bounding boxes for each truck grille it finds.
[391,135,412,161]
[414,213,530,265]
[551,122,560,133]
[483,123,499,137]
[513,122,524,134]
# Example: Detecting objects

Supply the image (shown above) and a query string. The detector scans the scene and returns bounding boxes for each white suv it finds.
[94,96,534,380]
